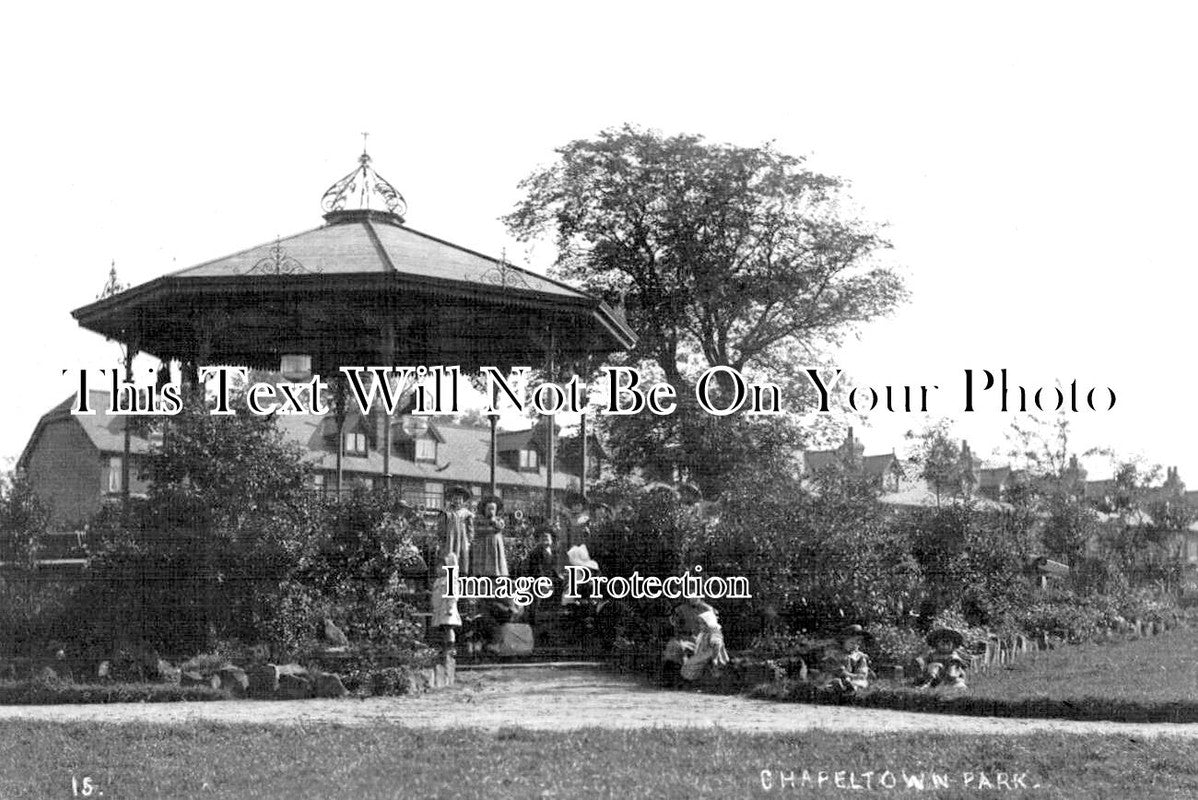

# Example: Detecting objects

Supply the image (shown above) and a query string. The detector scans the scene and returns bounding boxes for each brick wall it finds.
[22,419,149,528]
[23,419,103,527]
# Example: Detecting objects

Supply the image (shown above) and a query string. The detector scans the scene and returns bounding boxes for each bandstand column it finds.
[544,330,556,521]
[580,412,588,496]
[488,383,498,498]
[121,336,138,507]
[381,323,395,492]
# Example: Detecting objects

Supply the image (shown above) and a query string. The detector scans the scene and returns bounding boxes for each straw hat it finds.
[565,544,599,571]
[841,624,870,640]
[477,495,504,513]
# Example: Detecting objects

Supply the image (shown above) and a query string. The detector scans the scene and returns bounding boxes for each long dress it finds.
[439,508,474,575]
[431,567,461,628]
[472,515,509,577]
[680,608,730,681]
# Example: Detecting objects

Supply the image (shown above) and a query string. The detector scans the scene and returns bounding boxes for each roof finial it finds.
[98,260,127,300]
[322,138,406,222]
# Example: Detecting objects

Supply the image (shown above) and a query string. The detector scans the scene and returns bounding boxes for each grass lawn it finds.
[968,627,1198,707]
[759,627,1198,723]
[0,721,1195,799]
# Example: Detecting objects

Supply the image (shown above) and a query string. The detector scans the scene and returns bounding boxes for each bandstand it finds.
[71,147,634,513]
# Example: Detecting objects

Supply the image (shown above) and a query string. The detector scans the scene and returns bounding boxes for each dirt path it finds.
[2,667,1197,738]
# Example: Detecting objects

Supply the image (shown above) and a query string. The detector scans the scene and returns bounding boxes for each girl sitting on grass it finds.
[915,628,969,689]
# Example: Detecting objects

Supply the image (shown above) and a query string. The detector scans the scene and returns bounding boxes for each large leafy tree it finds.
[507,125,904,388]
[506,126,906,490]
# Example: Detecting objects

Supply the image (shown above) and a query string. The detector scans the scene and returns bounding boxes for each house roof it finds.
[976,466,1012,488]
[18,391,152,468]
[497,429,536,453]
[20,392,579,492]
[801,450,840,472]
[862,453,903,477]
[878,484,1012,511]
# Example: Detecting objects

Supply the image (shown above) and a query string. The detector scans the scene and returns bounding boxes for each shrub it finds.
[867,623,926,667]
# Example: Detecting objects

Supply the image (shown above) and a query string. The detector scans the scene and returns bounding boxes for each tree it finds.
[506,125,906,491]
[905,421,972,508]
[86,399,320,654]
[0,471,50,567]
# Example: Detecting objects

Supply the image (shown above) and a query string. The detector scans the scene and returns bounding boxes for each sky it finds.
[2,2,1195,483]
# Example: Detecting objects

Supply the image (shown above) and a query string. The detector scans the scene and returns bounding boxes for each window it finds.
[425,481,444,509]
[519,449,538,470]
[312,473,326,494]
[415,438,437,462]
[344,431,368,456]
[107,456,122,493]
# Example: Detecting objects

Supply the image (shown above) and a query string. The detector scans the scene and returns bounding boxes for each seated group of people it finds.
[658,617,972,693]
[815,624,971,695]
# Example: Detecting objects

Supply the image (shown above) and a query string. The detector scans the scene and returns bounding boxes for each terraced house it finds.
[18,391,585,529]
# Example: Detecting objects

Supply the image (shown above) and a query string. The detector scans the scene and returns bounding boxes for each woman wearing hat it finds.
[678,597,730,682]
[916,628,969,689]
[439,486,475,575]
[821,624,872,694]
[472,496,509,578]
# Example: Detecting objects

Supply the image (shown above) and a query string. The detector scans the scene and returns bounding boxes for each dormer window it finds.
[344,431,368,456]
[519,449,538,470]
[415,438,437,462]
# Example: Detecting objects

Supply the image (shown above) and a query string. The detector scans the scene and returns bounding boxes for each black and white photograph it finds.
[2,3,1197,797]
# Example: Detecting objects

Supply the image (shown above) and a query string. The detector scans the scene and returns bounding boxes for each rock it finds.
[314,672,348,698]
[248,664,280,696]
[322,618,349,648]
[156,659,181,685]
[406,670,430,695]
[96,661,111,680]
[738,661,784,688]
[218,666,249,695]
[278,663,308,678]
[36,666,58,682]
[181,670,221,689]
[277,673,312,700]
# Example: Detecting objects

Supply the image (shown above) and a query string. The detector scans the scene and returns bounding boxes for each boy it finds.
[821,624,871,694]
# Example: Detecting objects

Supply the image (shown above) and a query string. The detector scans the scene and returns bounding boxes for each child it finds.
[916,627,969,689]
[431,552,462,650]
[661,636,695,687]
[821,624,871,694]
[679,598,730,682]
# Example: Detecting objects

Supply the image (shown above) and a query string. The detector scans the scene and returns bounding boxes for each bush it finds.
[688,468,924,648]
[0,677,227,705]
[867,623,926,667]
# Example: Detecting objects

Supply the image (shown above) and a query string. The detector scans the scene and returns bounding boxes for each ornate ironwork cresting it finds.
[320,137,408,220]
[480,249,531,291]
[246,237,316,275]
